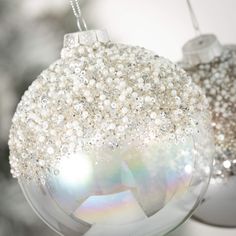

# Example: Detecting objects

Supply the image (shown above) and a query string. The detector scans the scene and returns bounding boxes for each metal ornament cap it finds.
[182,34,223,66]
[64,29,110,48]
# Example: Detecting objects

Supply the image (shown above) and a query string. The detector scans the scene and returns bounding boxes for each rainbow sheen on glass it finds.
[9,30,214,236]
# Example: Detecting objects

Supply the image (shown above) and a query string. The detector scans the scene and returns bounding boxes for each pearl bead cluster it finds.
[9,40,209,183]
[182,46,236,180]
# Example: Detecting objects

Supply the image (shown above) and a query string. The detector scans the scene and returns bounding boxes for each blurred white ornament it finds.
[179,1,236,226]
[0,177,57,236]
[180,34,236,227]
[21,0,71,18]
[0,73,17,144]
[9,29,214,236]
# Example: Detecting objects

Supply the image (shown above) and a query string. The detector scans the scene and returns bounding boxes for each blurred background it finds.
[0,0,236,235]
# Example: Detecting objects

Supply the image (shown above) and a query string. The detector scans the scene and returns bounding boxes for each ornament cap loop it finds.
[182,34,223,66]
[76,15,88,32]
[63,29,110,48]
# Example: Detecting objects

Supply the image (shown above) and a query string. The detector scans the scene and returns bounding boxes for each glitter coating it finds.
[9,38,210,182]
[181,46,236,180]
[9,31,214,236]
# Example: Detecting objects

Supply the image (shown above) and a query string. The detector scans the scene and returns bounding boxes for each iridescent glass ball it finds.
[181,34,236,227]
[9,30,214,236]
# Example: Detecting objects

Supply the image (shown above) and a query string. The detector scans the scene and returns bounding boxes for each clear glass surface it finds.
[20,117,214,236]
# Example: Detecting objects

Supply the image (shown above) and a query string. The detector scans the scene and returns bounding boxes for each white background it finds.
[84,0,236,61]
[83,0,236,235]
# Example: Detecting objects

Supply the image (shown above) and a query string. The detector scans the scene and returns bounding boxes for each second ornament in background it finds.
[180,19,236,229]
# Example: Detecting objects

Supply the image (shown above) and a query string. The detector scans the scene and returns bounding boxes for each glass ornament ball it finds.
[180,34,236,227]
[9,30,214,236]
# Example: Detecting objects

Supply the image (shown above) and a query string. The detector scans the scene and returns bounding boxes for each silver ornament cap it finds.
[64,29,110,48]
[182,34,223,66]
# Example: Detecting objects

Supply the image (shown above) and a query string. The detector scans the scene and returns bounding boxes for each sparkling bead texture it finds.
[181,40,236,227]
[182,46,236,180]
[9,31,214,236]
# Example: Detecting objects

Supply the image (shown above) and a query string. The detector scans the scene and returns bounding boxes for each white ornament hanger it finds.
[69,0,88,31]
[186,0,201,36]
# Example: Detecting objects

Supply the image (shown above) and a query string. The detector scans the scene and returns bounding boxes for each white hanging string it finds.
[69,0,88,31]
[186,0,201,36]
